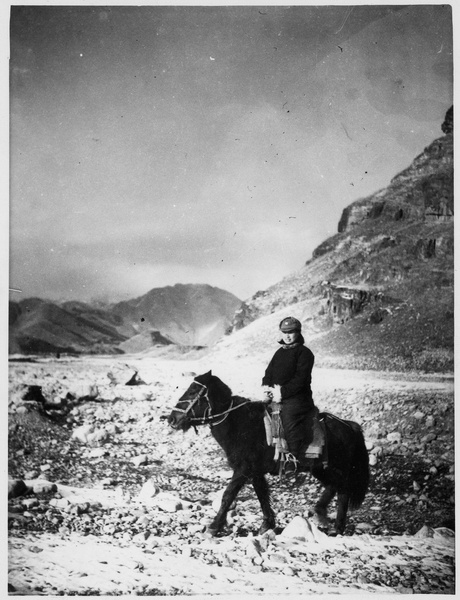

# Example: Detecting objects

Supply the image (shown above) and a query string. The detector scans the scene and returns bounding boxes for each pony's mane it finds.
[196,373,264,415]
[210,375,233,399]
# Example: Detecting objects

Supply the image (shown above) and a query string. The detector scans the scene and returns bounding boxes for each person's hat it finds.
[279,317,302,332]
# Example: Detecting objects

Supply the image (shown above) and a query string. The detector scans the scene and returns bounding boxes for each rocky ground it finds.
[7,353,455,595]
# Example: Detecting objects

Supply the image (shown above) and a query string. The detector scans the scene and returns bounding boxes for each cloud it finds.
[9,5,453,304]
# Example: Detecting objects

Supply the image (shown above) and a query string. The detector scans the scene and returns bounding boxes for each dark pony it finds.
[168,371,369,536]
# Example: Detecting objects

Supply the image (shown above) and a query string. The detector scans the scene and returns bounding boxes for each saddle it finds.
[264,403,328,476]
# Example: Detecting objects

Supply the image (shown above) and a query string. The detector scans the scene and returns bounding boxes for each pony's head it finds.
[168,370,215,432]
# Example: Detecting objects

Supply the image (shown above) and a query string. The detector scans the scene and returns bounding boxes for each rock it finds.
[78,384,99,400]
[187,523,205,535]
[387,432,402,443]
[72,424,109,446]
[87,429,110,446]
[132,454,149,467]
[24,470,40,480]
[137,479,160,502]
[264,552,288,567]
[50,498,71,510]
[369,454,378,467]
[40,464,51,472]
[8,479,29,499]
[101,477,117,486]
[414,411,425,420]
[414,525,434,538]
[104,423,120,435]
[94,407,106,420]
[433,527,455,543]
[22,498,39,509]
[280,516,327,542]
[125,388,154,402]
[244,538,263,559]
[88,448,107,458]
[133,531,151,543]
[22,385,47,404]
[24,479,58,495]
[126,371,147,386]
[421,433,437,443]
[72,424,95,443]
[151,492,183,512]
[355,522,374,533]
[137,486,183,512]
[259,528,276,544]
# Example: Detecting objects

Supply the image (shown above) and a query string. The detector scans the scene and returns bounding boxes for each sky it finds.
[8,2,453,304]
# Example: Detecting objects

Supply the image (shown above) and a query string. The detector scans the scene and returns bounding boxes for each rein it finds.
[176,381,251,428]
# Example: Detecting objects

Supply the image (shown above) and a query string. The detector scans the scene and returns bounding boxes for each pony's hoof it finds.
[258,522,276,536]
[205,526,219,537]
[312,512,329,530]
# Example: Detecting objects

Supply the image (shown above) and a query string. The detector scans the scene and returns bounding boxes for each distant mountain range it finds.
[228,106,453,372]
[9,284,241,355]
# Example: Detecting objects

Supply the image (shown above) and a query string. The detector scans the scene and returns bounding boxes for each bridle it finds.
[173,380,250,428]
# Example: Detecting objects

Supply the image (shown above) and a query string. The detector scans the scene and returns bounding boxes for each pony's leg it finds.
[208,473,247,535]
[313,484,336,529]
[335,492,350,535]
[252,474,276,534]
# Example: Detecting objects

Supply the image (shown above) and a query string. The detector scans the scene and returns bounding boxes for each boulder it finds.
[8,479,29,499]
[126,371,147,386]
[414,525,434,538]
[22,385,48,404]
[280,516,328,543]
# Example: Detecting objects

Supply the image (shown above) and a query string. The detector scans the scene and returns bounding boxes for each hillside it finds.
[8,298,130,355]
[9,284,241,355]
[228,108,454,373]
[110,283,241,347]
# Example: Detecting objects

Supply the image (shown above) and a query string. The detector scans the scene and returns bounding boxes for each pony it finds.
[168,371,369,536]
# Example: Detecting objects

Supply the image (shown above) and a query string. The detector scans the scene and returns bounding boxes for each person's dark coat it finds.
[262,333,316,456]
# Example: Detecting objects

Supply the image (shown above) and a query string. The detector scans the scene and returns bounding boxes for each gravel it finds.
[8,355,455,595]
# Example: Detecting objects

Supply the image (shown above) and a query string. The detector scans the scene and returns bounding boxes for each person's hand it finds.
[262,386,273,404]
[271,385,282,403]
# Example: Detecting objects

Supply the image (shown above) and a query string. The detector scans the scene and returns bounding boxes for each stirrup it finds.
[282,453,299,477]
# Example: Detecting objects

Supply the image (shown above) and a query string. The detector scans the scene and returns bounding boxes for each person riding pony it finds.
[262,316,320,469]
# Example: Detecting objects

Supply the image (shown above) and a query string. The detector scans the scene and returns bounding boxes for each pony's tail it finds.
[348,424,370,510]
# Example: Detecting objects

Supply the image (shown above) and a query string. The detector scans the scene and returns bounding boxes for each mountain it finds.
[9,284,241,355]
[8,298,131,355]
[110,283,241,347]
[227,107,454,373]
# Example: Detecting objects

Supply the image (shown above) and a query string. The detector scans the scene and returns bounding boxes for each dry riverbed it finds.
[7,353,455,595]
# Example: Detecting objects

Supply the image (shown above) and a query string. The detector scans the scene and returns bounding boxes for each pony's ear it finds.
[197,370,212,384]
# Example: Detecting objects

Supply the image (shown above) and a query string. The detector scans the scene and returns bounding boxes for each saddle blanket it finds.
[263,406,326,463]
